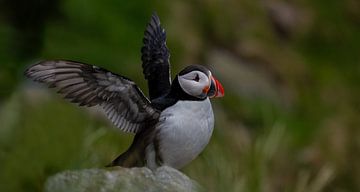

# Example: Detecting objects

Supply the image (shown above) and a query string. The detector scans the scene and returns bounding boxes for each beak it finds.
[207,75,224,98]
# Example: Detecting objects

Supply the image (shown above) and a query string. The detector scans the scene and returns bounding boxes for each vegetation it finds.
[0,0,359,191]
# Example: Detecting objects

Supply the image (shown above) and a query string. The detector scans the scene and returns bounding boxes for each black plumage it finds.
[141,13,171,100]
[24,13,223,169]
[25,60,159,134]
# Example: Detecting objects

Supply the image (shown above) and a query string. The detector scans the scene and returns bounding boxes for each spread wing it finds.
[25,60,160,133]
[141,12,171,100]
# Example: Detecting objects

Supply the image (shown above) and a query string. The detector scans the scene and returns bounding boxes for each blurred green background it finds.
[1,0,360,191]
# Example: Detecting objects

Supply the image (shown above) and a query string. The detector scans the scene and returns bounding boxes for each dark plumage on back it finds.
[24,13,224,169]
[25,60,160,134]
[141,13,171,100]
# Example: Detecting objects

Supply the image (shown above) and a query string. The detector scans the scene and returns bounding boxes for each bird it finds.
[24,12,224,170]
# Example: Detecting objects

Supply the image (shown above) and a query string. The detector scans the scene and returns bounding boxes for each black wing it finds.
[25,60,160,133]
[141,12,171,100]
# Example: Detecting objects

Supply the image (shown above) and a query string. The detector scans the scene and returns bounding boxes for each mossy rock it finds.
[44,166,203,192]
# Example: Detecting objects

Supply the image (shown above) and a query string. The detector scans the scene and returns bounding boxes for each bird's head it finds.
[176,65,224,100]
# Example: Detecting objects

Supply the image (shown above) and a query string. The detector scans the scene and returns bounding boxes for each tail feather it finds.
[106,134,146,167]
[106,149,143,167]
[106,127,155,168]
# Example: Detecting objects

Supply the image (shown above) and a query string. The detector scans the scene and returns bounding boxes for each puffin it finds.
[25,13,224,170]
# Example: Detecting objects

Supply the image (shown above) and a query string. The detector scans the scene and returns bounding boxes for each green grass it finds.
[1,0,360,191]
[0,91,132,192]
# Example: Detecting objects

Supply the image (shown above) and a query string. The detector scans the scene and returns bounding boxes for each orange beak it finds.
[207,76,224,98]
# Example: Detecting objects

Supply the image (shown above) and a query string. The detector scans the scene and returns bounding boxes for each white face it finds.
[178,70,210,98]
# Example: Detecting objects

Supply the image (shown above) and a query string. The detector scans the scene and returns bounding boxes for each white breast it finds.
[148,98,214,169]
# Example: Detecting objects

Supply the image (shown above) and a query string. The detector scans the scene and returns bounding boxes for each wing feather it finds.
[141,12,171,100]
[25,60,159,133]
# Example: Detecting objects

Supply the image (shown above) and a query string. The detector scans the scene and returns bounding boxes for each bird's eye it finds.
[193,74,200,82]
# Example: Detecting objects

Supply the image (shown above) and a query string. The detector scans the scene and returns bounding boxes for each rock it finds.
[44,166,203,192]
